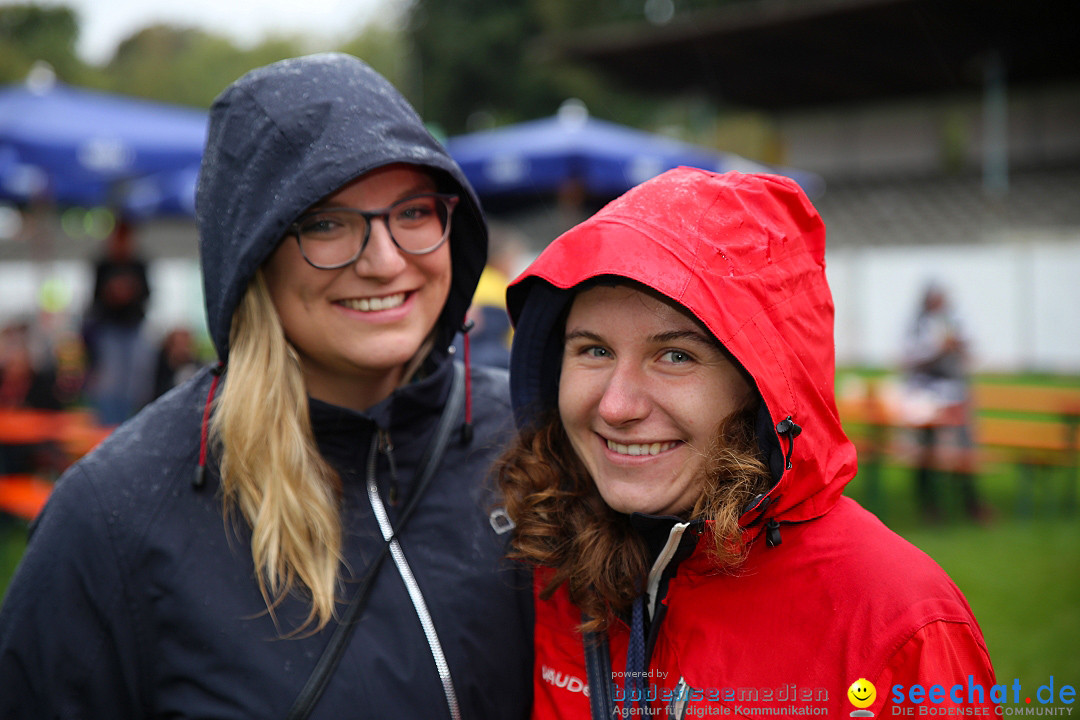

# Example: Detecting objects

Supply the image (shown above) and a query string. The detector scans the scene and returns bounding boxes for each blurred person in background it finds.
[901,281,986,523]
[497,169,994,718]
[0,53,531,719]
[152,326,203,399]
[81,216,155,425]
[0,320,65,478]
[0,321,62,411]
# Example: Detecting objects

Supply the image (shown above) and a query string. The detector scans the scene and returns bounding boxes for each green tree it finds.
[407,0,548,132]
[337,16,411,91]
[405,0,683,136]
[104,25,308,108]
[101,23,405,110]
[0,3,93,85]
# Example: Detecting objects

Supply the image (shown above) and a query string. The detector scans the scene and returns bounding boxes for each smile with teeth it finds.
[338,292,407,312]
[606,439,679,456]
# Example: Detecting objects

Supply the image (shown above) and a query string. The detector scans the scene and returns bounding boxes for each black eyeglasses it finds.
[290,193,459,269]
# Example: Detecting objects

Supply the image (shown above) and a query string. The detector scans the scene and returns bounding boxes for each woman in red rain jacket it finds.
[497,168,995,719]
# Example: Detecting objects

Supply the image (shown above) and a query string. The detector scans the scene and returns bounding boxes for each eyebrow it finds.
[564,328,719,349]
[309,183,438,211]
[564,329,604,344]
[652,329,720,349]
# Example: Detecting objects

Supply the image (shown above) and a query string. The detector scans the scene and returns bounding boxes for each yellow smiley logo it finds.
[848,678,876,709]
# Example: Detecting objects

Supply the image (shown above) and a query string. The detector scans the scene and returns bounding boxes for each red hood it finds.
[507,168,857,524]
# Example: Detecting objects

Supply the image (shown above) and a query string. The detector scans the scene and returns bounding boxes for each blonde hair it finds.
[211,271,343,633]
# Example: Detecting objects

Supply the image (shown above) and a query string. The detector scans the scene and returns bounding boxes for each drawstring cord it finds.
[755,415,802,547]
[776,415,802,470]
[193,362,225,489]
[624,592,648,711]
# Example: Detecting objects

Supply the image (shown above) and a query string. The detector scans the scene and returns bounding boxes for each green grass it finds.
[0,518,29,600]
[845,460,1080,701]
[907,520,1080,684]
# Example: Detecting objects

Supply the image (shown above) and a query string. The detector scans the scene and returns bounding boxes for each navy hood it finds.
[195,53,487,363]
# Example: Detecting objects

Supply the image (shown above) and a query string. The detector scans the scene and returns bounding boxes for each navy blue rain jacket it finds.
[0,53,531,719]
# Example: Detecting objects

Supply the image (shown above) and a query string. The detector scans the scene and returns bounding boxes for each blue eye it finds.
[392,196,439,226]
[662,350,692,364]
[586,346,611,358]
[298,212,351,238]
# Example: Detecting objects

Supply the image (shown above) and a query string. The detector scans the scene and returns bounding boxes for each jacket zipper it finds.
[645,522,690,620]
[367,429,460,720]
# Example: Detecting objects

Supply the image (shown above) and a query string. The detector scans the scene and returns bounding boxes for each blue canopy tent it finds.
[0,79,207,215]
[444,102,822,202]
[122,163,201,218]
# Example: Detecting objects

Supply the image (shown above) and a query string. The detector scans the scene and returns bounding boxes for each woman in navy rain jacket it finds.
[0,54,531,719]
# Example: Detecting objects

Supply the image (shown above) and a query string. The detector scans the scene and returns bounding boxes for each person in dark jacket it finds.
[0,53,531,719]
[497,169,993,719]
[82,217,156,424]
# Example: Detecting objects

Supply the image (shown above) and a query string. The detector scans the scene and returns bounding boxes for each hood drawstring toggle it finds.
[761,416,802,548]
[744,494,784,547]
[775,416,802,470]
[193,362,226,490]
[765,519,783,547]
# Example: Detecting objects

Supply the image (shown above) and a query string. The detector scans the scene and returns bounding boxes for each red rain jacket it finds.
[505,169,994,719]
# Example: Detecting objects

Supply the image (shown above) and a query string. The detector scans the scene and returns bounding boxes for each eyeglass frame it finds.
[288,192,460,270]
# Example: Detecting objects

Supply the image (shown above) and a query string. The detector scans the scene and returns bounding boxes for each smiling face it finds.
[557,284,754,517]
[847,679,877,709]
[261,164,452,410]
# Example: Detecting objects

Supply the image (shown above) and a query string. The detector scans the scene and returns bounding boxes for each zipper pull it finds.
[378,429,400,506]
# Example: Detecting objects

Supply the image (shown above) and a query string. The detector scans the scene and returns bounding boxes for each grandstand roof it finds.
[544,0,1080,110]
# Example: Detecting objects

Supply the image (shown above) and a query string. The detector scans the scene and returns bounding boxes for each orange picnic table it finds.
[0,408,113,521]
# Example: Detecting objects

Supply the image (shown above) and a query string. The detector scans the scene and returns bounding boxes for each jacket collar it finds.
[308,355,455,470]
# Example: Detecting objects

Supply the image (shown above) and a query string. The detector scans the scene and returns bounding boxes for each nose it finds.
[597,360,651,427]
[352,217,407,278]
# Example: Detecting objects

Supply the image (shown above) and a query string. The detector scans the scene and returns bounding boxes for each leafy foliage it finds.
[0,4,89,85]
[0,1,745,145]
[104,25,305,108]
[0,2,412,111]
[403,0,663,134]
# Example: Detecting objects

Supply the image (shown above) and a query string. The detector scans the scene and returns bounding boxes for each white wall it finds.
[827,237,1080,373]
[3,240,1079,374]
[0,258,206,344]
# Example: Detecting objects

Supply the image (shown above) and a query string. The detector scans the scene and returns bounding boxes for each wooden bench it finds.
[972,383,1080,515]
[0,409,114,522]
[0,474,55,523]
[836,376,1080,517]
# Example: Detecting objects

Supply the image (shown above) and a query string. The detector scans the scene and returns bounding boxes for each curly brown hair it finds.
[496,401,771,633]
